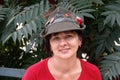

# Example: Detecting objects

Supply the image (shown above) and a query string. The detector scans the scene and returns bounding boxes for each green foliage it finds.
[101,3,120,27]
[93,25,120,57]
[0,6,8,22]
[100,52,120,80]
[59,0,95,19]
[1,0,50,44]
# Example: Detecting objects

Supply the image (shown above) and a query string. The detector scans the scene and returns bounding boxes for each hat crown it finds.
[48,7,75,19]
[40,7,86,38]
[45,7,76,27]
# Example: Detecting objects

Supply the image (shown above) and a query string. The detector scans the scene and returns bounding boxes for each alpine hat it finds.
[40,7,86,38]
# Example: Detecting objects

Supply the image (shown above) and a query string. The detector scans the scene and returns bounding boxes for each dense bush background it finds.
[0,0,120,80]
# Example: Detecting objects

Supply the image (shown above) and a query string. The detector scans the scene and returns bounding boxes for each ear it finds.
[78,37,82,47]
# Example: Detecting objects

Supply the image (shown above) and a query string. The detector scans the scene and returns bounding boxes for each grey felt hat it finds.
[40,7,86,38]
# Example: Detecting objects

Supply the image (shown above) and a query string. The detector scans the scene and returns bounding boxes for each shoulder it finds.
[22,58,49,80]
[26,58,49,72]
[80,59,99,71]
[79,59,102,80]
[81,59,101,75]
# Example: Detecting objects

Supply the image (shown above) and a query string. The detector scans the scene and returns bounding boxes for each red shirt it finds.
[22,58,102,80]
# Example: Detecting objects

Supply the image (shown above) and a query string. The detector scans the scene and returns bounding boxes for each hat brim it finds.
[41,21,82,37]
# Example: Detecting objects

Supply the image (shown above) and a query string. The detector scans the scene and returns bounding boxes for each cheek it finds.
[72,38,82,47]
[50,41,57,52]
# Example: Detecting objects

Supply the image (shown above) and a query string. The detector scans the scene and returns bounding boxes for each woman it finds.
[22,7,102,80]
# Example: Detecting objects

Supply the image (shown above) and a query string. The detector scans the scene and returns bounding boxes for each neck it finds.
[49,56,80,73]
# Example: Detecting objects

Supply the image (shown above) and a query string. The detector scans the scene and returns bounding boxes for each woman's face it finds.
[49,31,82,59]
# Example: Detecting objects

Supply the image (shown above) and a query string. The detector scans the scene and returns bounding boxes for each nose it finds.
[59,39,67,46]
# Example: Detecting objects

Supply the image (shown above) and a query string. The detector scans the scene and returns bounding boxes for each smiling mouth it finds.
[59,48,70,53]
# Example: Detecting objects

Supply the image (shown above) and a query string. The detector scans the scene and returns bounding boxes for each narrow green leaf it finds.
[101,11,111,16]
[80,13,94,19]
[110,14,115,26]
[21,27,28,38]
[105,54,120,60]
[103,15,112,25]
[18,14,22,23]
[96,42,105,57]
[110,65,118,79]
[115,13,120,26]
[26,24,32,36]
[115,63,120,75]
[79,9,95,13]
[6,16,15,27]
[35,18,43,29]
[26,10,30,22]
[98,22,105,32]
[2,34,12,44]
[44,0,50,12]
[75,4,92,10]
[29,8,33,20]
[92,0,104,4]
[33,6,39,18]
[39,0,44,14]
[17,30,22,42]
[21,11,26,23]
[12,32,17,42]
[105,41,112,53]
[31,21,37,33]
[106,5,120,11]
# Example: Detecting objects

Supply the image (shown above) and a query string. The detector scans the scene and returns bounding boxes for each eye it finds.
[51,36,60,41]
[65,34,73,40]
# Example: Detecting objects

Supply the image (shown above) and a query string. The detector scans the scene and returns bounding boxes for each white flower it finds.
[82,53,89,61]
[114,38,120,46]
[16,23,24,30]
